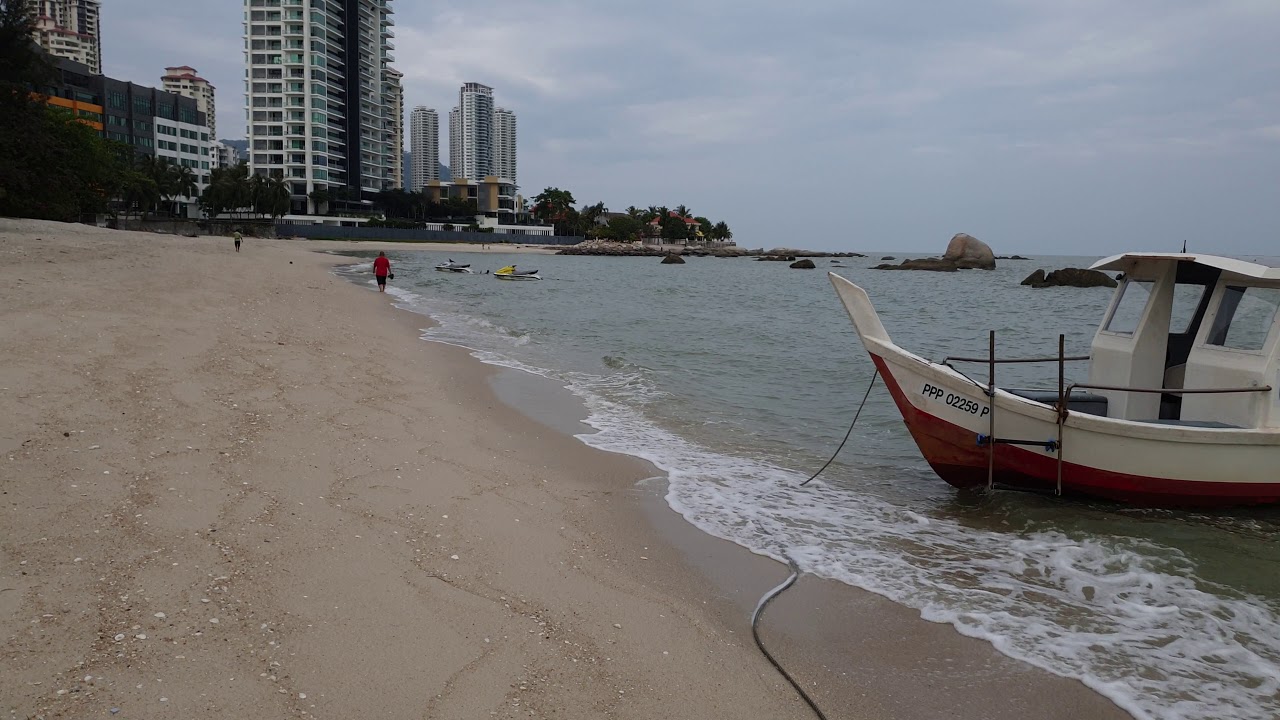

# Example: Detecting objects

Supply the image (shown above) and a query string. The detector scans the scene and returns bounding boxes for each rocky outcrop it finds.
[996,255,1029,260]
[660,253,685,264]
[790,259,816,269]
[763,248,865,258]
[880,256,895,260]
[558,240,755,257]
[873,258,958,272]
[943,233,996,269]
[757,255,796,262]
[1022,268,1118,288]
[557,240,667,256]
[873,233,996,272]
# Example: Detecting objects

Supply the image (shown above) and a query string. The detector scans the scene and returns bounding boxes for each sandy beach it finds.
[0,219,1128,719]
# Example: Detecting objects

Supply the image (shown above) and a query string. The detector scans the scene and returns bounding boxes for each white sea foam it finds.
[355,271,1280,720]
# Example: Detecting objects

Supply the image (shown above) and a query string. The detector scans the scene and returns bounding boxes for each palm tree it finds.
[308,186,330,216]
[170,165,198,217]
[265,174,291,220]
[675,204,692,218]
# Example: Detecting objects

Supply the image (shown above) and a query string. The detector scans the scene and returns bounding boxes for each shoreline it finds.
[0,219,1128,719]
[329,244,1132,719]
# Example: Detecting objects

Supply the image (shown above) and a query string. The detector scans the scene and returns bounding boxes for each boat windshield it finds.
[1205,286,1280,351]
[1105,280,1153,335]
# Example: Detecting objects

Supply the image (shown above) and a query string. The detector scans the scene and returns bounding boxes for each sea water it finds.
[342,251,1280,720]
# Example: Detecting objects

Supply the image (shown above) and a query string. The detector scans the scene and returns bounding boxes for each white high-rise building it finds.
[449,82,493,180]
[386,67,403,190]
[30,0,102,75]
[211,140,241,169]
[410,106,439,191]
[243,0,400,214]
[493,107,516,184]
[162,66,216,140]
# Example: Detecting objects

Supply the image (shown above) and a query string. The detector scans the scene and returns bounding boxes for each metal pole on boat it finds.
[1056,334,1065,496]
[987,330,996,491]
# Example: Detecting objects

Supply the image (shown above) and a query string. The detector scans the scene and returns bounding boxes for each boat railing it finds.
[1064,382,1272,397]
[943,354,1090,365]
[971,332,1273,498]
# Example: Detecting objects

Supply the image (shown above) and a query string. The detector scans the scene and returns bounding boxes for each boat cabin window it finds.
[1104,280,1153,335]
[1206,286,1280,351]
[1170,283,1207,334]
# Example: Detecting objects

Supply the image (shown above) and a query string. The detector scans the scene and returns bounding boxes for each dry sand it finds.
[0,219,1128,719]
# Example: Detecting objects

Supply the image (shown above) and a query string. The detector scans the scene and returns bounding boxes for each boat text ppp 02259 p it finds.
[829,253,1280,507]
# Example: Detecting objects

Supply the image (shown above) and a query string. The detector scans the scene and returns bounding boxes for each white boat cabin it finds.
[1084,253,1280,429]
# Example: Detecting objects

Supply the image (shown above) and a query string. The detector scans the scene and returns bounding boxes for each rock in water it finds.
[942,233,996,269]
[873,258,958,272]
[1021,269,1046,286]
[660,253,685,264]
[789,259,816,269]
[1024,267,1118,288]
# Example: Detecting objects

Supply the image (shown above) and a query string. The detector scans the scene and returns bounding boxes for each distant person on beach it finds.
[233,230,242,252]
[373,251,391,292]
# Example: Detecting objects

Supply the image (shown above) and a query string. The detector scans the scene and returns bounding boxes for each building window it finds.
[200,132,209,142]
[133,96,152,114]
[179,108,197,124]
[108,90,125,109]
[134,119,151,131]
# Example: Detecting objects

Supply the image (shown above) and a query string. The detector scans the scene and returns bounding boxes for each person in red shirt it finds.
[373,251,391,292]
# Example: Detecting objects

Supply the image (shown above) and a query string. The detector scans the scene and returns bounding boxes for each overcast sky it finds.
[103,0,1279,254]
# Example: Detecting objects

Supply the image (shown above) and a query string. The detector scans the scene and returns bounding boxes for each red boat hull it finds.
[871,355,1280,508]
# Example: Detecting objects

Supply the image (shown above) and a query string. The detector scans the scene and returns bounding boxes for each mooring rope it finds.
[800,367,879,487]
[751,556,831,720]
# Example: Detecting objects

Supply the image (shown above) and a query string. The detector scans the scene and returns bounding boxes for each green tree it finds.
[532,187,575,231]
[308,186,330,215]
[0,1,130,220]
[601,215,643,242]
[264,174,291,219]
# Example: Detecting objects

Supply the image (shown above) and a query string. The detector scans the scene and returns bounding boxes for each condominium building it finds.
[211,140,241,169]
[386,67,403,190]
[30,0,102,75]
[243,0,400,214]
[493,106,516,185]
[43,56,212,216]
[449,82,493,180]
[409,106,439,190]
[161,66,216,140]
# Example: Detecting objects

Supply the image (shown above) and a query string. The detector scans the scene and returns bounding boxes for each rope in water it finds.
[751,368,881,717]
[751,556,831,720]
[800,368,879,487]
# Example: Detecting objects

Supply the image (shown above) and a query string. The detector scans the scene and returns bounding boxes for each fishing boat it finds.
[495,265,541,281]
[829,253,1280,507]
[435,260,473,273]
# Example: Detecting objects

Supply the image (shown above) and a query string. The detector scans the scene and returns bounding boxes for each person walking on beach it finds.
[373,251,391,292]
[233,230,242,252]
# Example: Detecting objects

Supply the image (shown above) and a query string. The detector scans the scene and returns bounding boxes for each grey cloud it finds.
[101,0,1279,253]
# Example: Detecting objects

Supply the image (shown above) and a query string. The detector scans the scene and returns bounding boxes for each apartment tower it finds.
[409,106,439,191]
[493,106,516,184]
[386,67,403,189]
[30,0,102,75]
[161,66,216,140]
[243,0,400,214]
[448,82,493,180]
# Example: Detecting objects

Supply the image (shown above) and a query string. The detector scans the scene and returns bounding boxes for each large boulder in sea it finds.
[789,259,816,269]
[660,253,685,264]
[943,233,996,269]
[1022,268,1117,289]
